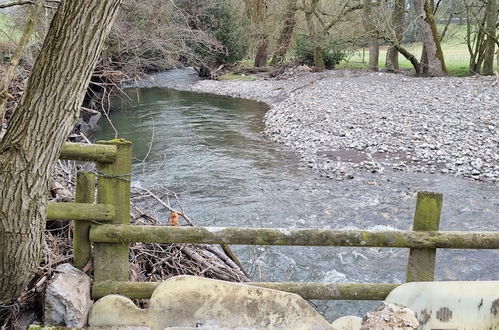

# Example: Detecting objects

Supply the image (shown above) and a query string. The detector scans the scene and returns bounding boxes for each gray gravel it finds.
[190,68,499,182]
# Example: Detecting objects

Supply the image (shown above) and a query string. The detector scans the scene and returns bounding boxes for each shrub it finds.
[178,0,249,65]
[293,35,347,69]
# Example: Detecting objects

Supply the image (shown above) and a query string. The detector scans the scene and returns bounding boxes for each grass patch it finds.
[217,73,257,81]
[342,42,494,77]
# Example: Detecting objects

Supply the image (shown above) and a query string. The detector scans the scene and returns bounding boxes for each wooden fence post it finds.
[93,139,132,284]
[73,172,96,269]
[405,191,443,282]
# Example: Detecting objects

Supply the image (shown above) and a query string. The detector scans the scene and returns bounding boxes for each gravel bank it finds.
[190,69,498,182]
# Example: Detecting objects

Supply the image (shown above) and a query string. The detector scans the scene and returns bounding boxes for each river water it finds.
[94,69,499,321]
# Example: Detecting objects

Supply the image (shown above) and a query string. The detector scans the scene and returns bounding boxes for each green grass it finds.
[342,43,474,76]
[340,24,497,77]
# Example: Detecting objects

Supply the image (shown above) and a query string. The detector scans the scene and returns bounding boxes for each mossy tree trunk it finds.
[304,0,325,70]
[415,0,447,76]
[0,0,122,305]
[482,0,497,75]
[386,0,406,71]
[247,0,269,67]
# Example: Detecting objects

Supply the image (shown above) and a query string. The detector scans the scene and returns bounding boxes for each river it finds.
[94,69,499,321]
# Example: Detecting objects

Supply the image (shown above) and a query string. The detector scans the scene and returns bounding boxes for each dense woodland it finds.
[0,0,497,327]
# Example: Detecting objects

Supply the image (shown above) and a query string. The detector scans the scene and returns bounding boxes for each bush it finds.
[178,0,249,65]
[205,3,249,64]
[293,35,347,69]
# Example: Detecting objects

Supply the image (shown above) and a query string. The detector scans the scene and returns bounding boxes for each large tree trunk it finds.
[415,0,447,76]
[386,0,406,71]
[246,0,270,68]
[270,0,298,65]
[363,0,379,71]
[482,0,497,75]
[0,0,121,304]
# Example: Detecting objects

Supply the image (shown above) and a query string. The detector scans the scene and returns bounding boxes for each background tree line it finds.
[0,0,497,83]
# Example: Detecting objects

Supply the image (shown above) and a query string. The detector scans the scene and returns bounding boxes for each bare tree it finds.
[270,0,298,65]
[385,0,406,70]
[0,0,121,304]
[414,0,447,76]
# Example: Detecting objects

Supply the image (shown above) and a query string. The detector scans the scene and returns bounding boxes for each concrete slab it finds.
[385,281,499,329]
[89,275,333,330]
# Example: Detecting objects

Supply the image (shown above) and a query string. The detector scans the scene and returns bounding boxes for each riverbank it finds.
[186,68,498,182]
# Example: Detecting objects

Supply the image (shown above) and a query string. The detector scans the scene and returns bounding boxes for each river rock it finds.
[360,302,418,330]
[75,108,102,134]
[44,263,92,327]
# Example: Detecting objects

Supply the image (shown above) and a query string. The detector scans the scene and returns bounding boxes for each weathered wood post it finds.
[405,191,443,282]
[93,139,132,285]
[73,172,96,269]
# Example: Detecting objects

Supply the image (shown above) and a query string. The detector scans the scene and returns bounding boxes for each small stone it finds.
[361,302,419,330]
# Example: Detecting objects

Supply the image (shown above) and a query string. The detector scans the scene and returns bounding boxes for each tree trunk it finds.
[414,0,447,76]
[305,2,325,70]
[0,0,121,304]
[368,33,380,71]
[270,0,298,65]
[254,37,269,67]
[386,0,406,71]
[363,0,379,71]
[482,0,497,75]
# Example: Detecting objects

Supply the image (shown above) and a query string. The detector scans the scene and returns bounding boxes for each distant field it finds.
[342,43,472,76]
[341,24,497,76]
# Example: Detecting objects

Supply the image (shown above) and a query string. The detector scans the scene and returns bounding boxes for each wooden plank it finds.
[59,142,117,163]
[89,224,499,249]
[406,191,443,282]
[73,172,96,269]
[93,139,132,283]
[46,202,114,221]
[92,280,398,300]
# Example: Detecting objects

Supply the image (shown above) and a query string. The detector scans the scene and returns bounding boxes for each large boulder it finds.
[89,275,333,330]
[44,263,92,327]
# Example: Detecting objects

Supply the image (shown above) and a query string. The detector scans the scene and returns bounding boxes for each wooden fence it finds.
[49,140,498,301]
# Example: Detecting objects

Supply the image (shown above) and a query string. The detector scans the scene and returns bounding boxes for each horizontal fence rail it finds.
[89,225,499,249]
[92,280,400,300]
[47,202,115,221]
[56,142,495,303]
[59,142,117,163]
